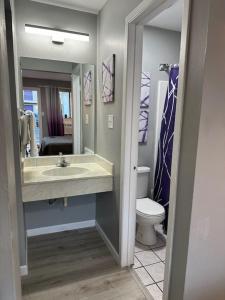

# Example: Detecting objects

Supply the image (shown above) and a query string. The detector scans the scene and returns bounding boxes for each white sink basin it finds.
[42,166,88,177]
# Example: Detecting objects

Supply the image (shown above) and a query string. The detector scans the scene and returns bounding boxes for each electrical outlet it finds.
[108,114,114,129]
[85,114,89,125]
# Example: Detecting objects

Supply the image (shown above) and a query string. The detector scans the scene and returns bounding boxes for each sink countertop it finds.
[22,154,114,202]
[23,162,112,185]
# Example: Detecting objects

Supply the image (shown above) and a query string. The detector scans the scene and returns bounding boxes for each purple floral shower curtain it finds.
[154,66,179,232]
[45,87,64,137]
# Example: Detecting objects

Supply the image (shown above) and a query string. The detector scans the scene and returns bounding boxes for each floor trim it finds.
[26,220,96,237]
[20,265,28,277]
[95,221,120,265]
[130,268,153,300]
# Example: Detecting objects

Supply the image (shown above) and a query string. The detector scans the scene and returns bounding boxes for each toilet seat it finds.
[136,198,165,218]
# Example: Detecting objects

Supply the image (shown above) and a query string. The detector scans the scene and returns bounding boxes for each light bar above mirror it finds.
[25,24,90,44]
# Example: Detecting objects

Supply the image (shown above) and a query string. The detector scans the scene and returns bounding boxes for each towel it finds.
[20,114,30,146]
[20,110,38,157]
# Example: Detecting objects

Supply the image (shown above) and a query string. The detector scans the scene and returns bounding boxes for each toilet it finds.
[136,166,165,245]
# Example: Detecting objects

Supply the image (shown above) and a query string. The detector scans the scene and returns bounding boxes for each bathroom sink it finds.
[22,155,114,202]
[42,166,88,177]
[24,170,39,181]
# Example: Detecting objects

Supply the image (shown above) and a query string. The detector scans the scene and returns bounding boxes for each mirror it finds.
[20,57,95,157]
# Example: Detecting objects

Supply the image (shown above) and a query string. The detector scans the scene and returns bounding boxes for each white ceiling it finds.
[30,0,108,14]
[147,0,183,32]
[22,70,71,81]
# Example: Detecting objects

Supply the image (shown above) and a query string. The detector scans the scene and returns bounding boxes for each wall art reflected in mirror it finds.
[20,57,95,157]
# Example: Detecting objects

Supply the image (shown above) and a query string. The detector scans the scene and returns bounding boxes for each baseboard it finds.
[27,220,96,237]
[95,221,120,264]
[20,265,28,277]
[131,269,154,300]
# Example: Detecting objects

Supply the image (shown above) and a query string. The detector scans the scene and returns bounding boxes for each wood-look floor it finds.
[22,227,146,300]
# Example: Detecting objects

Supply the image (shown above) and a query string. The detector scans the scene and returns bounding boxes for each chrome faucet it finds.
[57,152,70,167]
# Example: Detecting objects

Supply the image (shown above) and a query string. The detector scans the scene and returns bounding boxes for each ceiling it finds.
[147,0,183,32]
[30,0,108,14]
[22,70,71,81]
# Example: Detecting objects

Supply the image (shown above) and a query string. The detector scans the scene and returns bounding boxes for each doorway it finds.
[120,0,190,299]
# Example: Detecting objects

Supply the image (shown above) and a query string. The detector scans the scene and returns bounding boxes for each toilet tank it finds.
[136,166,151,199]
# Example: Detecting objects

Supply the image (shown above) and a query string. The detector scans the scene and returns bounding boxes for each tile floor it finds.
[132,225,166,300]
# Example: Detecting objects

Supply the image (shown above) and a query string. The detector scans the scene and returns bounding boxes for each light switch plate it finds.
[108,114,114,129]
[85,114,89,125]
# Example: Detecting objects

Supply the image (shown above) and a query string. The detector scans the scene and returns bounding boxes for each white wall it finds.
[183,0,225,298]
[15,0,97,64]
[168,0,225,299]
[139,26,181,195]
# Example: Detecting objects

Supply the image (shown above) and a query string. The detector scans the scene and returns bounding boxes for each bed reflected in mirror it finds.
[20,57,95,157]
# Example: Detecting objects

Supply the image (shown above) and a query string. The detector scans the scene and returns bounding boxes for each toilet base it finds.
[136,223,157,246]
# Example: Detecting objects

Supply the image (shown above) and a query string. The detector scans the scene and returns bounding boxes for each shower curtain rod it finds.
[159,63,179,72]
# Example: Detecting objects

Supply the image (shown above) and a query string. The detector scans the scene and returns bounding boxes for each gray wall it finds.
[15,0,97,64]
[95,0,142,252]
[139,26,181,194]
[24,195,96,229]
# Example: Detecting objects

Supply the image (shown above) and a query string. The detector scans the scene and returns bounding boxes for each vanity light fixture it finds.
[25,24,90,44]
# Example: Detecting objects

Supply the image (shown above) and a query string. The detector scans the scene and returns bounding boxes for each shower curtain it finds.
[153,66,179,232]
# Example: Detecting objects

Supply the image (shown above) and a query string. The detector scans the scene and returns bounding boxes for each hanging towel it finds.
[20,110,38,157]
[20,114,29,146]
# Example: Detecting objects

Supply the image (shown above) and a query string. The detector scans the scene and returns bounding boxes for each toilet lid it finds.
[136,198,165,217]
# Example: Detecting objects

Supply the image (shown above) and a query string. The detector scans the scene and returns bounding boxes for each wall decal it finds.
[102,54,115,103]
[84,70,92,106]
[139,72,150,143]
[139,110,149,144]
[140,72,150,109]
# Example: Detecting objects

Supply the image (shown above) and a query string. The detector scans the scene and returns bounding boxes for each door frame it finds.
[0,0,22,298]
[119,0,191,298]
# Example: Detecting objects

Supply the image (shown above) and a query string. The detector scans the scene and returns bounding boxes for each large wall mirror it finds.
[20,57,95,157]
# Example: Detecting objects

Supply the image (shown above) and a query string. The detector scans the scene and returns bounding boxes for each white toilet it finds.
[136,166,165,245]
